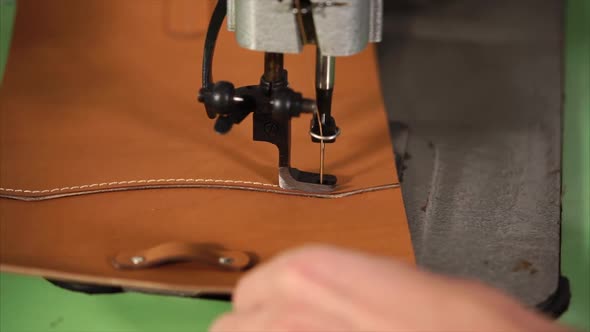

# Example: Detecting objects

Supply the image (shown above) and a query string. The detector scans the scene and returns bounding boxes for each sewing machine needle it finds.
[320,141,325,184]
[315,110,325,184]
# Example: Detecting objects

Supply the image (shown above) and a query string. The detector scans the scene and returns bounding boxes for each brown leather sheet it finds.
[0,0,414,293]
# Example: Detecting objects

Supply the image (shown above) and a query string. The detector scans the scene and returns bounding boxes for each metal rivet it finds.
[219,257,234,265]
[131,256,145,265]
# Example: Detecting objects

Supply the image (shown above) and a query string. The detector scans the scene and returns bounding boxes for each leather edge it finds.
[0,264,235,295]
[0,182,400,201]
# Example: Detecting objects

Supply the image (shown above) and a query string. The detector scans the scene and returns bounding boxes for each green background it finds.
[561,0,590,329]
[0,0,588,330]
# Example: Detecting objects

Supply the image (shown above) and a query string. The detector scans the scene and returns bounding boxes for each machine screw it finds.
[218,257,234,265]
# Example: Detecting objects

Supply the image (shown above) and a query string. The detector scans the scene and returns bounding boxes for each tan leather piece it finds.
[0,0,414,293]
[0,0,395,196]
[163,0,215,38]
[112,242,253,271]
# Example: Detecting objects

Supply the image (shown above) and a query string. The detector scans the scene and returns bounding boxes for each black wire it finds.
[202,0,227,89]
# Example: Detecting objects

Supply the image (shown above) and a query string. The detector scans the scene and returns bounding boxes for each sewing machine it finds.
[198,0,383,193]
[196,0,572,317]
[1,1,578,328]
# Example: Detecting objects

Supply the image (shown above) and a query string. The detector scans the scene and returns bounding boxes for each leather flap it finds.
[0,0,414,294]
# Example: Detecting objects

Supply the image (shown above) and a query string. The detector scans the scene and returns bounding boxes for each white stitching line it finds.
[0,183,400,202]
[0,178,280,194]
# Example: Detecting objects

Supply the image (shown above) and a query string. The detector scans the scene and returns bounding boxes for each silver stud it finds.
[130,256,145,265]
[218,257,234,265]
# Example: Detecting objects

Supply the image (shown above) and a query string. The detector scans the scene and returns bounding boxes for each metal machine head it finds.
[198,0,383,193]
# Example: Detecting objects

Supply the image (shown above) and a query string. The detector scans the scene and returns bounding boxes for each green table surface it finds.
[0,274,231,332]
[0,0,588,331]
[561,0,590,329]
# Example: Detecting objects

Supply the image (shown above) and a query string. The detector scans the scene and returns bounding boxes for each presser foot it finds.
[278,167,337,193]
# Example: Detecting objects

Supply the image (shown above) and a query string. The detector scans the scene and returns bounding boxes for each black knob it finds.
[198,81,236,118]
[271,88,308,117]
[214,116,233,134]
[210,81,235,114]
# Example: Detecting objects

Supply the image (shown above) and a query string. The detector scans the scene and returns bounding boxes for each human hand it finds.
[210,245,567,332]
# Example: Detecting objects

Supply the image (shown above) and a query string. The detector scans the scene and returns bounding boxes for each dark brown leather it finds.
[0,0,414,294]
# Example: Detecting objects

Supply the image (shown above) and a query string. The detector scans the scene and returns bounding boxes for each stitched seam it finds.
[0,183,400,201]
[0,178,280,194]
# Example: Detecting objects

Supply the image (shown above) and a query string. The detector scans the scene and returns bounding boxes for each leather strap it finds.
[112,243,253,271]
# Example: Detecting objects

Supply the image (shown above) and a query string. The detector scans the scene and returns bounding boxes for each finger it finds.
[209,311,263,332]
[209,301,354,332]
[230,245,561,332]
[233,245,355,311]
[233,245,431,315]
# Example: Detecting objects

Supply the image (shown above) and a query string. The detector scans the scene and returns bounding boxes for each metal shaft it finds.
[315,49,335,184]
[263,52,284,83]
[316,50,335,91]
